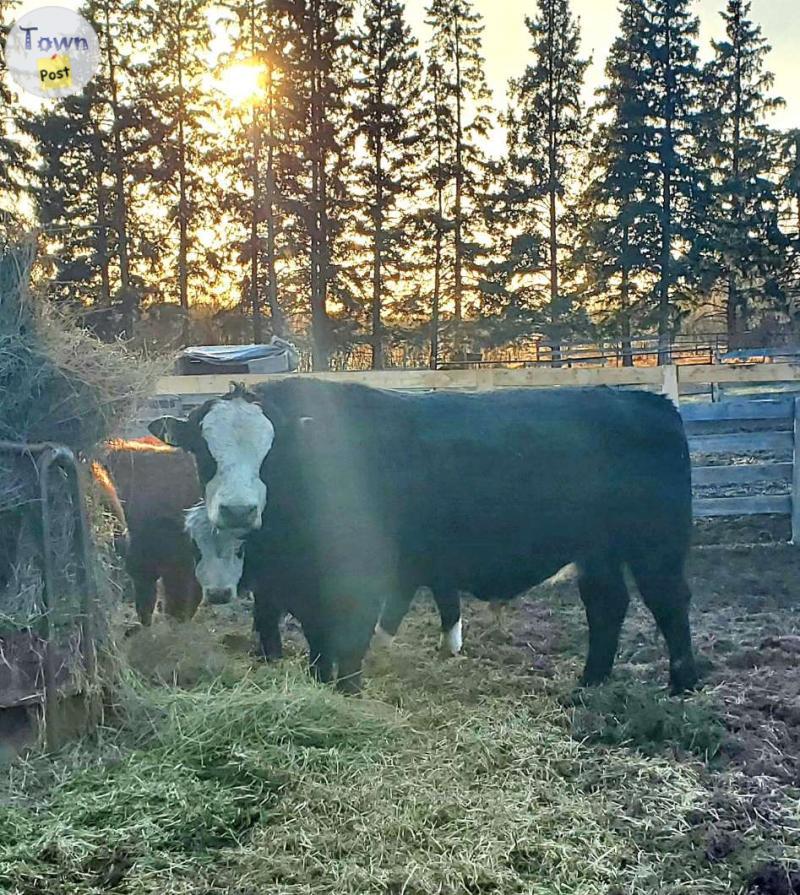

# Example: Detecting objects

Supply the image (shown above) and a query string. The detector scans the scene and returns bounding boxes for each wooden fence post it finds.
[661,365,680,408]
[792,397,800,545]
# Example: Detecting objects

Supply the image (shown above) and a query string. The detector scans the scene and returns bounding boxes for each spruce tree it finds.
[213,0,292,342]
[701,0,786,340]
[351,0,423,368]
[425,0,492,333]
[644,0,705,359]
[506,0,589,361]
[575,0,659,365]
[279,0,355,369]
[783,130,800,239]
[136,0,213,328]
[413,57,455,367]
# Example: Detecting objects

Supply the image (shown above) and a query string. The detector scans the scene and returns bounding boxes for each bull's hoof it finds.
[335,675,362,696]
[669,661,700,696]
[578,670,611,688]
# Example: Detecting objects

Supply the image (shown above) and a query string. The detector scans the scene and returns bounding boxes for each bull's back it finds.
[406,388,690,595]
[262,382,690,594]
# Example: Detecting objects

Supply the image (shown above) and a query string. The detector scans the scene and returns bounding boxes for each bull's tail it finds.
[89,460,129,555]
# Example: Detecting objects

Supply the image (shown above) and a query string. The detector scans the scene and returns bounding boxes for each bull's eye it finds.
[235,544,245,560]
[191,542,201,561]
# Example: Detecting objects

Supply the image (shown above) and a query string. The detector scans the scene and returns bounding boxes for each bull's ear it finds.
[148,416,193,448]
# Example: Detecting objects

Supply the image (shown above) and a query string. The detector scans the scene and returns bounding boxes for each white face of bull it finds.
[186,504,245,604]
[201,398,274,532]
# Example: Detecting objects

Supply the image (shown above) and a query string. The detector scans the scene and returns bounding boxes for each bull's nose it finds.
[205,587,235,605]
[218,503,258,529]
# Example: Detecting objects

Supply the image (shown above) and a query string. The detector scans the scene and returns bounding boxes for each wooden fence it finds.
[135,363,800,539]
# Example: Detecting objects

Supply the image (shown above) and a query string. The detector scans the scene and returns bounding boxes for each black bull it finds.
[151,380,697,694]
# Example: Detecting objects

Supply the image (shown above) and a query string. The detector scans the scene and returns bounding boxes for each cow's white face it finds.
[200,398,274,532]
[186,504,245,604]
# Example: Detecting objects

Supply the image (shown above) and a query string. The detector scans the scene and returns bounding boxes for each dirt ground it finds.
[116,530,800,894]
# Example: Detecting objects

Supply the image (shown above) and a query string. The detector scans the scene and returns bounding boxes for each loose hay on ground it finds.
[1,548,799,894]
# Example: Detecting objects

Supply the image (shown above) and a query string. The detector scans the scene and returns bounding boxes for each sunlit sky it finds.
[404,0,799,153]
[12,0,800,152]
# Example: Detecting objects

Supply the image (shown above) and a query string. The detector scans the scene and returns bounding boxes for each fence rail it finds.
[137,363,800,538]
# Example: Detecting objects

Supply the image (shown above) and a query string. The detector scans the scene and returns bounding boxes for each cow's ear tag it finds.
[148,416,192,448]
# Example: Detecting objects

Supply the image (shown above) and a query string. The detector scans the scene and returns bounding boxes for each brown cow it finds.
[92,439,202,625]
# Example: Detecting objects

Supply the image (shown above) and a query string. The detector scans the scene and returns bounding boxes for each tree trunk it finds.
[430,63,444,371]
[249,3,263,343]
[309,0,329,370]
[371,12,385,370]
[727,2,743,341]
[176,0,190,343]
[264,49,284,338]
[546,0,561,369]
[621,226,633,367]
[103,2,133,336]
[658,5,674,366]
[452,11,463,324]
[90,121,111,306]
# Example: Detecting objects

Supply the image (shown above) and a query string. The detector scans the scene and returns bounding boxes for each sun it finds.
[217,61,265,106]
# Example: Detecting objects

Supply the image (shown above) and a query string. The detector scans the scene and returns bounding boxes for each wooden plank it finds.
[692,463,792,487]
[679,362,800,386]
[688,431,793,454]
[693,495,791,517]
[155,365,667,396]
[681,399,793,422]
[465,366,665,389]
[156,369,481,395]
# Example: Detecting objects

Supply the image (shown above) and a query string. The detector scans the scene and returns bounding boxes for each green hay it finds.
[567,680,729,761]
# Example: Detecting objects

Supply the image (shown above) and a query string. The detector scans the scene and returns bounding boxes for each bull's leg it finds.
[130,568,157,626]
[303,623,334,684]
[162,566,202,622]
[334,615,376,696]
[578,563,630,686]
[630,557,698,694]
[375,590,414,645]
[436,591,462,657]
[252,588,283,661]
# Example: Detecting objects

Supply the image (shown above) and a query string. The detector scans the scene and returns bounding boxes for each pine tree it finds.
[575,0,660,365]
[351,0,423,368]
[506,0,589,361]
[783,130,800,239]
[411,57,455,367]
[21,95,114,307]
[701,0,786,341]
[18,0,149,335]
[278,0,355,369]
[425,0,492,334]
[644,0,705,360]
[135,0,213,330]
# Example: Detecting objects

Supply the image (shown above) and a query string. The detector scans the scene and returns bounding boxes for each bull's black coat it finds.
[236,379,696,693]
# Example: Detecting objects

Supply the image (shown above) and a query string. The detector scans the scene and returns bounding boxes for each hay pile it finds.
[0,237,157,631]
[0,238,156,510]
